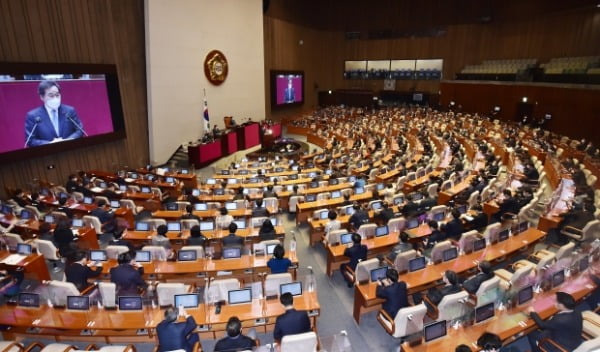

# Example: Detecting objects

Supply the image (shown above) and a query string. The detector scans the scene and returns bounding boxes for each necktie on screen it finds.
[52,109,59,136]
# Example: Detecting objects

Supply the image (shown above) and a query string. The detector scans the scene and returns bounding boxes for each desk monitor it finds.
[457,204,467,214]
[329,178,339,185]
[309,182,319,189]
[110,200,120,208]
[345,207,355,215]
[248,177,259,184]
[194,203,208,211]
[409,256,426,272]
[135,222,150,231]
[167,222,181,232]
[227,178,238,185]
[518,221,529,233]
[178,250,197,261]
[443,247,458,262]
[424,320,447,342]
[181,169,189,174]
[165,203,178,211]
[141,187,151,194]
[199,221,214,231]
[473,238,486,252]
[225,202,237,210]
[308,172,317,178]
[119,185,127,192]
[228,288,252,305]
[376,183,385,191]
[340,233,353,245]
[289,174,298,180]
[276,167,284,173]
[371,201,382,210]
[498,229,509,242]
[266,244,277,255]
[130,173,138,179]
[375,225,389,237]
[291,165,299,171]
[221,170,230,175]
[348,176,357,183]
[58,192,69,200]
[223,247,241,259]
[1,205,13,215]
[432,212,445,222]
[406,218,419,229]
[394,196,404,205]
[370,267,388,282]
[239,170,248,175]
[417,169,426,178]
[280,282,302,297]
[16,243,32,255]
[18,292,40,308]
[269,217,278,226]
[214,188,225,195]
[517,285,533,306]
[89,250,107,262]
[319,211,329,220]
[355,187,365,195]
[579,256,589,272]
[407,173,417,181]
[20,209,32,220]
[135,250,151,263]
[233,219,246,229]
[67,296,90,311]
[475,302,495,324]
[44,214,54,224]
[174,293,199,308]
[442,182,452,191]
[83,196,93,205]
[331,191,342,199]
[146,175,154,181]
[412,193,423,201]
[165,177,175,183]
[118,296,143,311]
[552,270,565,288]
[286,185,294,192]
[305,194,316,202]
[71,218,83,228]
[191,189,200,197]
[206,178,216,185]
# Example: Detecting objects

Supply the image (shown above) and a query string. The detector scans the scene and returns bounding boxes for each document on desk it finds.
[1,254,27,265]
[90,187,104,194]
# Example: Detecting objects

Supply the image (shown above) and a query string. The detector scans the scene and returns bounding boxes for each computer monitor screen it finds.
[269,217,278,226]
[174,294,199,308]
[305,194,316,202]
[457,204,467,214]
[406,218,419,229]
[191,189,200,196]
[376,183,385,191]
[167,222,181,232]
[580,256,589,272]
[308,172,316,178]
[19,209,32,220]
[223,247,241,259]
[370,267,388,282]
[319,211,329,220]
[83,196,93,204]
[345,207,355,215]
[225,202,237,210]
[552,270,565,288]
[280,282,302,296]
[165,177,174,183]
[1,205,13,215]
[291,165,299,171]
[355,187,365,195]
[177,250,197,261]
[221,170,230,175]
[118,296,143,310]
[475,302,495,324]
[329,178,339,185]
[289,174,298,180]
[130,173,138,179]
[409,256,427,272]
[119,185,127,192]
[443,247,458,262]
[199,221,214,231]
[394,196,404,205]
[181,169,189,174]
[498,229,509,242]
[89,250,107,262]
[424,320,447,342]
[340,233,353,245]
[58,192,69,200]
[141,187,151,193]
[348,176,356,182]
[227,178,237,185]
[248,178,258,184]
[309,182,318,188]
[276,167,284,173]
[194,203,208,211]
[408,173,416,181]
[412,193,423,201]
[473,238,486,252]
[432,212,445,221]
[239,170,248,175]
[71,218,84,228]
[518,221,529,233]
[18,293,40,307]
[233,220,246,229]
[44,215,54,224]
[371,201,382,210]
[331,191,341,199]
[214,188,224,195]
[135,251,151,262]
[110,200,120,208]
[166,203,178,211]
[206,178,216,185]
[518,285,533,305]
[228,288,252,304]
[286,185,294,192]
[135,222,149,231]
[266,244,277,255]
[16,243,32,255]
[375,225,388,237]
[67,296,89,311]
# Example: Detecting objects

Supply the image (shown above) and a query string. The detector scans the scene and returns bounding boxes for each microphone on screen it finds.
[66,113,88,137]
[24,116,42,148]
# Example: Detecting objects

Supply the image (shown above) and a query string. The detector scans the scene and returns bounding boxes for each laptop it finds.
[194,203,208,211]
[457,204,467,214]
[141,187,151,193]
[266,244,277,255]
[110,200,120,208]
[135,251,151,263]
[165,177,175,183]
[331,191,342,199]
[118,296,143,311]
[199,221,214,231]
[498,229,509,242]
[191,189,200,197]
[167,222,182,232]
[83,197,93,205]
[371,201,382,210]
[345,207,355,215]
[393,196,404,205]
[406,218,419,229]
[269,217,278,226]
[340,233,353,245]
[174,294,199,308]
[89,250,107,262]
[233,219,246,229]
[305,194,316,202]
[206,178,216,185]
[214,188,225,195]
[424,320,447,342]
[329,179,339,185]
[280,282,302,297]
[355,187,365,195]
[474,302,495,324]
[473,238,486,252]
[223,247,241,259]
[552,270,565,288]
[370,267,388,282]
[72,218,84,228]
[178,250,197,261]
[319,211,329,220]
[135,222,150,231]
[517,285,534,306]
[228,288,252,305]
[16,243,32,255]
[309,182,319,189]
[44,215,55,224]
[67,296,90,311]
[166,203,178,211]
[181,169,189,175]
[432,212,445,222]
[408,256,427,272]
[227,178,238,185]
[375,225,389,237]
[225,202,237,210]
[442,247,458,262]
[18,292,40,308]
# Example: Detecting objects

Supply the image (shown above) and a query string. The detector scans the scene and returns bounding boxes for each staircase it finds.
[162,145,189,169]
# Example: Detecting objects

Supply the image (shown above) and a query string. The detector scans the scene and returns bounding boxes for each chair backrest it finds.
[482,223,501,244]
[316,192,330,201]
[181,219,200,230]
[428,205,447,221]
[265,273,292,297]
[98,282,116,308]
[582,220,600,242]
[82,215,102,234]
[554,242,575,263]
[48,280,80,306]
[288,196,305,212]
[326,229,347,245]
[357,223,377,239]
[141,246,168,261]
[458,230,479,253]
[475,277,500,307]
[355,258,381,284]
[280,331,317,352]
[24,205,41,219]
[427,183,438,198]
[440,180,453,191]
[156,283,188,307]
[437,290,469,322]
[106,245,130,259]
[312,209,328,220]
[250,217,268,228]
[263,197,278,210]
[180,246,205,259]
[392,303,427,338]
[95,196,110,206]
[204,278,240,304]
[387,217,406,234]
[35,239,60,260]
[430,241,452,263]
[467,191,480,209]
[394,250,417,274]
[175,201,190,211]
[4,233,24,251]
[147,218,166,230]
[71,191,84,201]
[119,199,137,214]
[574,336,600,352]
[396,176,407,190]
[510,265,534,291]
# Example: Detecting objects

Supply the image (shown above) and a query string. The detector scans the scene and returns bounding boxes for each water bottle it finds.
[306,266,316,293]
[290,231,297,253]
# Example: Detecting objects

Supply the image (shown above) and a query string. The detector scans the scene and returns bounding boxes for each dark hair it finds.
[503,189,512,197]
[220,207,228,215]
[74,250,87,262]
[164,307,178,323]
[328,210,337,220]
[455,345,472,352]
[479,261,492,275]
[260,219,274,233]
[428,220,438,229]
[386,268,399,282]
[186,204,193,213]
[556,291,576,309]
[273,244,285,259]
[156,224,168,236]
[96,199,106,207]
[476,332,501,350]
[113,226,125,239]
[445,270,458,285]
[351,233,362,244]
[228,222,238,233]
[190,225,202,238]
[451,209,461,219]
[117,252,132,264]
[255,199,263,207]
[58,197,67,206]
[226,316,242,337]
[280,292,293,306]
[39,222,52,234]
[38,80,60,96]
[400,232,409,243]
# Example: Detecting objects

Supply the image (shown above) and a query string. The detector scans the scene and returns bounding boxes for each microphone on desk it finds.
[67,113,88,137]
[24,116,41,148]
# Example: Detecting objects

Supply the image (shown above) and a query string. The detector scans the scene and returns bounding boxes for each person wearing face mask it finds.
[24,80,85,147]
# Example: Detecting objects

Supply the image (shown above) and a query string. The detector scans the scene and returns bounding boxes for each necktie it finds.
[52,109,59,136]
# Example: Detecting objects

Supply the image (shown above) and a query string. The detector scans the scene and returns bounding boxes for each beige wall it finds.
[146,0,266,165]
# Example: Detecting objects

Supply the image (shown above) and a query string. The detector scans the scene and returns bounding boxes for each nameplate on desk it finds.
[1,254,27,265]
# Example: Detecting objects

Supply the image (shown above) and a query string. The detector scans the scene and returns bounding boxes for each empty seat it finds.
[264,273,292,298]
[280,331,317,352]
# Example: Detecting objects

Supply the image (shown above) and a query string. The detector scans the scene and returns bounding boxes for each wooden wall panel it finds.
[0,0,148,196]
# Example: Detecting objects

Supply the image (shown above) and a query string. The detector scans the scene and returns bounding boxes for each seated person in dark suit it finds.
[523,164,540,183]
[267,244,292,274]
[221,222,244,249]
[348,204,369,231]
[0,268,25,302]
[376,268,409,318]
[258,219,277,241]
[263,185,277,199]
[273,292,311,343]
[179,204,201,221]
[387,232,415,261]
[422,270,462,307]
[102,184,120,200]
[65,175,80,193]
[65,250,102,291]
[442,209,464,241]
[401,199,420,218]
[37,222,54,242]
[214,316,257,352]
[492,190,520,223]
[425,220,446,248]
[341,233,368,287]
[156,306,199,352]
[109,252,147,296]
[186,225,207,247]
[90,199,114,224]
[464,204,488,232]
[477,332,520,352]
[251,199,269,217]
[53,217,77,257]
[29,193,48,212]
[527,292,583,352]
[463,261,495,294]
[56,197,74,219]
[375,201,395,225]
[552,202,595,244]
[108,226,136,253]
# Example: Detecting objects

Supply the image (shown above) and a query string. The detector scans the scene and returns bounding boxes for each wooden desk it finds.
[404,223,433,240]
[325,234,399,277]
[296,192,374,224]
[404,171,441,193]
[0,251,50,281]
[438,175,475,205]
[352,228,546,323]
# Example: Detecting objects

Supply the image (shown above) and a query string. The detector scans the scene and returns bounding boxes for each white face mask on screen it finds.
[45,97,61,110]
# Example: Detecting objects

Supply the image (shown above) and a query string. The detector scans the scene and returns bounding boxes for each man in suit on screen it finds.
[24,80,85,147]
[283,78,295,103]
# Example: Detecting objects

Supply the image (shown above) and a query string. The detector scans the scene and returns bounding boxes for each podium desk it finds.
[188,140,223,168]
[0,250,50,281]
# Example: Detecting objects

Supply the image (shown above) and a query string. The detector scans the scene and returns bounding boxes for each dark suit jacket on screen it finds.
[25,105,84,147]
